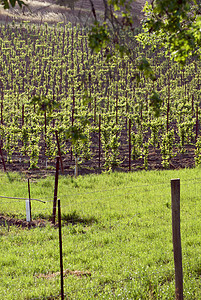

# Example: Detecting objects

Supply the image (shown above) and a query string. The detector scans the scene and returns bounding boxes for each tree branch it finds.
[88,0,97,22]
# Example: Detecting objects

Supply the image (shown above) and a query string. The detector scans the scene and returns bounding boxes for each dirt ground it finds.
[0,124,196,178]
[0,0,148,25]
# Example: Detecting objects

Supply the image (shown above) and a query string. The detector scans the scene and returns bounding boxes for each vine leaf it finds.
[149,91,162,117]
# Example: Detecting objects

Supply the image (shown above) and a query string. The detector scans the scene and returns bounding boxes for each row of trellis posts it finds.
[0,77,158,174]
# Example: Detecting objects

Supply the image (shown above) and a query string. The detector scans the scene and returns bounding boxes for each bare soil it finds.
[35,269,91,279]
[0,213,48,228]
[0,123,196,177]
[0,0,147,26]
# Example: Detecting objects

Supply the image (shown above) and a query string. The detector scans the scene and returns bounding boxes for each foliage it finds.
[195,136,201,166]
[160,129,175,168]
[139,0,201,65]
[131,130,143,160]
[101,117,121,170]
[30,95,58,115]
[0,0,26,9]
[88,22,110,53]
[0,22,200,171]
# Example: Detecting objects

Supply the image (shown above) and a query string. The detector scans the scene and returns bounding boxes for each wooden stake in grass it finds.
[171,178,183,300]
[52,157,60,225]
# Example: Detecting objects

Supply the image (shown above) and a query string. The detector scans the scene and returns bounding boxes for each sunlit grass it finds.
[1,168,201,299]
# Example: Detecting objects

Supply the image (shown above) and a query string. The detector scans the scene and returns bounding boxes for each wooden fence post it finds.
[52,156,60,225]
[171,178,183,300]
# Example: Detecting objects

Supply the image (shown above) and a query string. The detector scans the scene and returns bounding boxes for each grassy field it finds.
[1,168,201,299]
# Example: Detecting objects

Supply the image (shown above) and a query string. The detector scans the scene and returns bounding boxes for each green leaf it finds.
[149,91,162,117]
[88,22,110,53]
[1,0,27,9]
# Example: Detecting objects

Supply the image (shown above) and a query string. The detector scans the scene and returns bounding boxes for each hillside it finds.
[0,0,147,26]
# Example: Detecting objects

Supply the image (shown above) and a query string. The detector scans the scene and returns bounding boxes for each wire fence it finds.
[1,175,201,299]
[1,176,201,229]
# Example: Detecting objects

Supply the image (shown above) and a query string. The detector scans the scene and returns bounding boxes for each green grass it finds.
[1,168,201,299]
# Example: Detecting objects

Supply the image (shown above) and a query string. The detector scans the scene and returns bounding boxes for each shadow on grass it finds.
[0,211,98,229]
[6,172,13,183]
[62,211,98,226]
[0,214,48,229]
